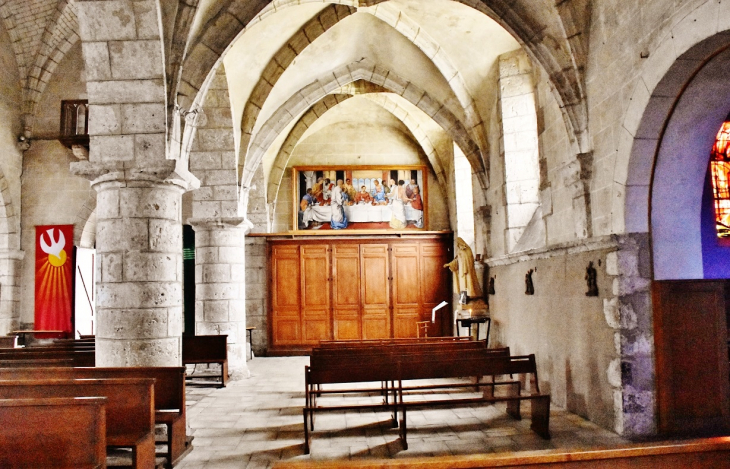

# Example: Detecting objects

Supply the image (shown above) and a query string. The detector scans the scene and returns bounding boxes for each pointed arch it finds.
[241,60,484,196]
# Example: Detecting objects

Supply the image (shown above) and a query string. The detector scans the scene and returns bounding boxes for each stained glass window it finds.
[710,119,730,237]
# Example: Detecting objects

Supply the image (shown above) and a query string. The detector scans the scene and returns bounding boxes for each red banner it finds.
[34,225,74,335]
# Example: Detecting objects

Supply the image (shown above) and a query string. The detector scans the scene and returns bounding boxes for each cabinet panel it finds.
[419,242,452,336]
[333,245,361,340]
[361,244,390,339]
[271,245,301,345]
[301,245,331,344]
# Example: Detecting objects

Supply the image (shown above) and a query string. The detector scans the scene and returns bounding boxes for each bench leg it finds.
[131,432,157,469]
[505,382,522,420]
[530,396,551,439]
[399,406,408,450]
[303,408,310,454]
[221,360,228,387]
[168,416,187,467]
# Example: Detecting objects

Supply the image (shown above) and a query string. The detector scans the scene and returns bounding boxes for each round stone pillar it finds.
[189,217,250,380]
[76,163,190,367]
[0,249,24,335]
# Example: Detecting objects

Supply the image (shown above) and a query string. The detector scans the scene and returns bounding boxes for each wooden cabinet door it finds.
[300,245,331,344]
[420,241,452,336]
[391,243,420,338]
[332,244,361,340]
[360,244,391,339]
[270,245,301,346]
[654,280,730,435]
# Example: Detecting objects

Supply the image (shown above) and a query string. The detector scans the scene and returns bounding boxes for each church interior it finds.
[2,0,730,467]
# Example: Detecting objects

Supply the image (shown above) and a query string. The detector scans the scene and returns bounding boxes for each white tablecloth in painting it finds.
[305,204,423,224]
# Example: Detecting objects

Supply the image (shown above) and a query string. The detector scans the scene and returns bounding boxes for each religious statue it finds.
[585,261,599,296]
[525,269,535,295]
[444,237,482,299]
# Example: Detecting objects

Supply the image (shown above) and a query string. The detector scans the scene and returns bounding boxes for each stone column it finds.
[0,249,24,335]
[189,217,250,379]
[73,161,193,367]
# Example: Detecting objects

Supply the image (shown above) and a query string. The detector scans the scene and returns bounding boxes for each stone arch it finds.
[175,0,587,153]
[23,1,79,133]
[0,169,19,251]
[241,60,484,197]
[619,1,730,237]
[235,3,486,181]
[235,4,356,179]
[73,193,97,248]
[266,91,450,205]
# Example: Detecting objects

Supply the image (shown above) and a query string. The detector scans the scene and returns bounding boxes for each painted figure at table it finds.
[406,178,417,198]
[343,178,357,202]
[444,237,482,299]
[330,179,348,229]
[408,185,424,228]
[387,178,398,203]
[321,178,333,205]
[300,188,316,228]
[389,180,408,229]
[372,179,388,205]
[354,185,373,204]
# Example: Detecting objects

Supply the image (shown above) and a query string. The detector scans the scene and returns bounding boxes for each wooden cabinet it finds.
[269,236,452,352]
[653,280,730,435]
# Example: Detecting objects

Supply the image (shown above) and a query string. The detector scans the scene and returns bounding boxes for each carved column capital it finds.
[70,160,200,192]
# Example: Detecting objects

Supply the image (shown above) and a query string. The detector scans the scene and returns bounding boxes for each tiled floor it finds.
[177,357,629,469]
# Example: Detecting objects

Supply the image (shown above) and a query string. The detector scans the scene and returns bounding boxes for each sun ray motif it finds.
[34,225,74,335]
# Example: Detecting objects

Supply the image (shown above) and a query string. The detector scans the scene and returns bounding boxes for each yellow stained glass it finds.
[711,120,730,237]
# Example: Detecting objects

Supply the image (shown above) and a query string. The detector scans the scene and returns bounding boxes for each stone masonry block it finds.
[100,252,123,283]
[195,128,235,152]
[207,228,245,248]
[204,170,237,186]
[77,1,137,42]
[90,135,134,162]
[87,79,165,104]
[97,281,181,309]
[119,187,181,220]
[109,40,163,80]
[213,185,238,202]
[219,246,246,260]
[196,283,240,301]
[231,264,246,282]
[191,186,214,201]
[194,247,219,264]
[203,300,230,322]
[148,219,182,253]
[96,218,148,251]
[132,0,160,40]
[121,103,166,133]
[82,42,112,81]
[134,133,166,162]
[88,104,122,135]
[123,251,178,282]
[192,201,223,219]
[97,308,172,339]
[229,301,245,322]
[96,188,121,219]
[190,152,223,171]
[201,264,232,283]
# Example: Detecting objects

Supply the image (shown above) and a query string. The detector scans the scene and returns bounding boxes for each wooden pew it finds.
[0,378,156,469]
[0,366,188,469]
[303,345,550,453]
[0,336,17,348]
[0,396,107,468]
[183,335,228,387]
[0,349,95,366]
[0,358,73,367]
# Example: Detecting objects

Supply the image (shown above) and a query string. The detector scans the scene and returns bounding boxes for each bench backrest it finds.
[0,358,73,367]
[0,396,106,468]
[0,378,155,442]
[0,367,185,412]
[0,350,95,366]
[183,335,228,363]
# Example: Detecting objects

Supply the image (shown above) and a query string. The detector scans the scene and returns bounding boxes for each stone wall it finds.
[244,236,267,356]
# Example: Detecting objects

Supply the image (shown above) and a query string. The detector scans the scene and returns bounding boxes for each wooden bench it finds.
[183,335,228,387]
[0,396,107,468]
[0,349,95,366]
[303,344,550,453]
[0,366,188,468]
[0,378,156,469]
[0,358,73,367]
[0,336,17,348]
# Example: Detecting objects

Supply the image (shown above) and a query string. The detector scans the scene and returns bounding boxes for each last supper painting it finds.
[294,166,428,231]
